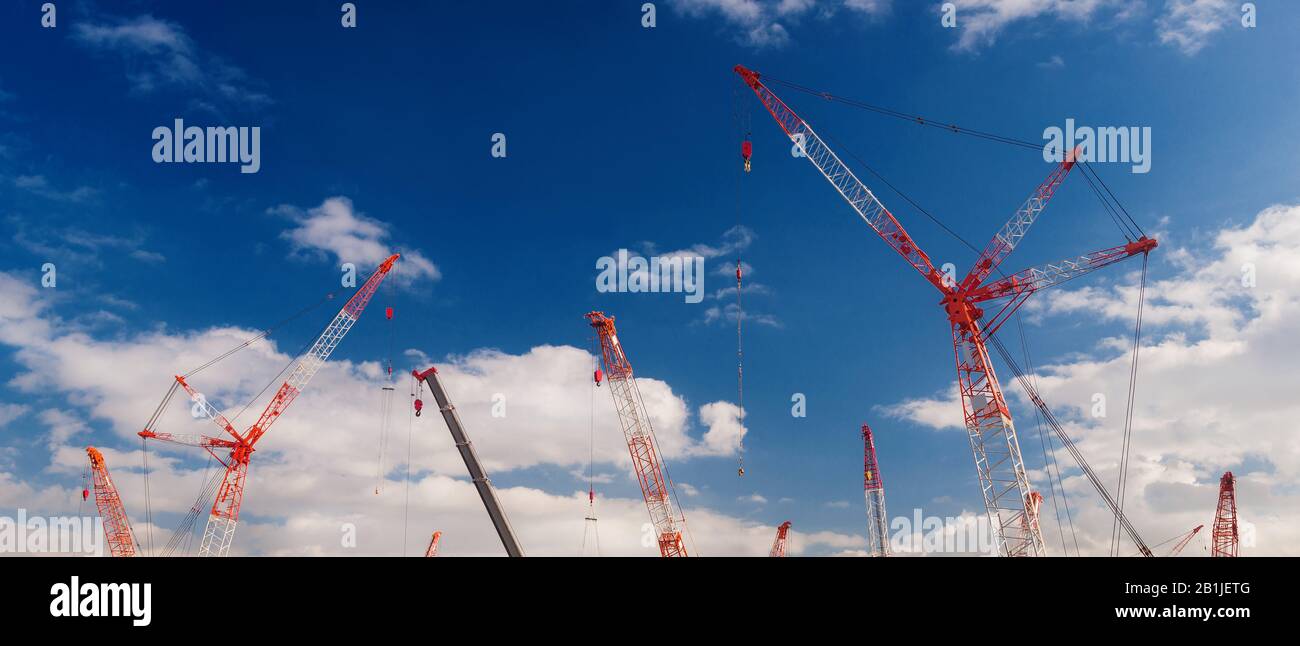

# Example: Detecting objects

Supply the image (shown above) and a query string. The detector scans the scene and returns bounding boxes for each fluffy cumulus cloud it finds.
[0,267,805,555]
[881,203,1300,556]
[670,0,891,48]
[1156,0,1238,55]
[274,196,440,287]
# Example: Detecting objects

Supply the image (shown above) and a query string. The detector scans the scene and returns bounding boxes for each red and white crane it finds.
[769,521,792,557]
[737,65,1156,557]
[862,424,890,557]
[424,531,442,557]
[587,311,689,557]
[140,254,399,556]
[86,447,137,557]
[1211,472,1238,557]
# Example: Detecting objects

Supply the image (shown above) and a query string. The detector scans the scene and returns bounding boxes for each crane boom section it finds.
[196,254,399,557]
[87,447,137,557]
[587,311,688,557]
[246,253,399,447]
[959,150,1078,291]
[735,66,947,294]
[414,367,524,557]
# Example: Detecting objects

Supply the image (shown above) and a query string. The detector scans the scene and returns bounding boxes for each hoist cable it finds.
[1014,313,1072,555]
[987,332,1151,555]
[402,373,416,556]
[183,291,337,378]
[1110,254,1149,556]
[763,74,1150,245]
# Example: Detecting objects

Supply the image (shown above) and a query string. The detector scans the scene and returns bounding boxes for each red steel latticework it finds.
[862,424,890,557]
[141,255,400,556]
[425,531,442,557]
[737,65,1156,556]
[1211,472,1238,557]
[86,447,136,557]
[769,521,792,557]
[587,311,688,557]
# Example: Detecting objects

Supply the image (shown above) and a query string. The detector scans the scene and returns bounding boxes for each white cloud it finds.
[0,269,814,554]
[1037,54,1066,69]
[12,174,97,203]
[73,14,269,111]
[1156,0,1236,55]
[671,0,890,48]
[0,403,27,428]
[945,0,1130,52]
[882,203,1300,555]
[274,196,441,287]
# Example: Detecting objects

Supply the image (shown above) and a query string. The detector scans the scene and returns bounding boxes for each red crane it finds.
[862,424,890,557]
[140,254,400,556]
[587,311,689,557]
[1211,472,1238,557]
[737,65,1156,556]
[424,531,442,557]
[86,447,137,557]
[1168,524,1203,557]
[769,521,792,557]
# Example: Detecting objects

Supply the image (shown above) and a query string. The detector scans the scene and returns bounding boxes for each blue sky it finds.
[1,1,1297,556]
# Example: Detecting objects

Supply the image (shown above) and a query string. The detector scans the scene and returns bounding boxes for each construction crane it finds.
[769,521,792,557]
[737,65,1157,557]
[862,424,890,557]
[424,531,442,557]
[413,366,524,557]
[1211,472,1238,557]
[1168,524,1203,557]
[140,254,400,556]
[86,447,137,557]
[587,311,689,557]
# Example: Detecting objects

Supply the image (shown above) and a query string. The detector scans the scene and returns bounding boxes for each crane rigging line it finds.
[814,118,1154,556]
[1015,313,1079,556]
[182,290,338,379]
[762,75,1148,241]
[987,332,1152,555]
[1111,253,1149,556]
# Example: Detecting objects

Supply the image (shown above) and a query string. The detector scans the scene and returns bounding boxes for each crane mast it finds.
[862,424,890,557]
[1211,472,1238,557]
[425,531,442,557]
[587,311,688,557]
[86,447,137,557]
[769,521,792,557]
[737,65,1156,556]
